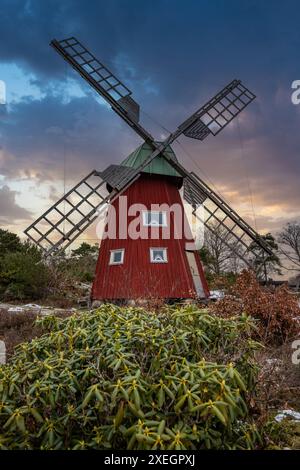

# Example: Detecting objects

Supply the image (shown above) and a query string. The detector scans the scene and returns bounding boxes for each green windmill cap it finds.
[121,142,181,178]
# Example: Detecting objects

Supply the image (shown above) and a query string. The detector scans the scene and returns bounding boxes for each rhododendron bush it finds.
[0,305,261,450]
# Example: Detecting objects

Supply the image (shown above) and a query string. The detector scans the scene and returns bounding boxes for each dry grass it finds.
[254,342,300,416]
[0,308,72,359]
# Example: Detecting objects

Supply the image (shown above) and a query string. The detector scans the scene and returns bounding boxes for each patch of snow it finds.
[275,409,300,423]
[7,306,24,313]
[209,290,225,301]
[40,308,54,316]
[23,303,41,308]
[23,303,42,311]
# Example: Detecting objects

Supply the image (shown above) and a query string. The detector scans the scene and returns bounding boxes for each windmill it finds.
[24,37,273,302]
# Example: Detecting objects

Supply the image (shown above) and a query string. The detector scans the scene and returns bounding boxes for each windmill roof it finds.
[121,142,181,178]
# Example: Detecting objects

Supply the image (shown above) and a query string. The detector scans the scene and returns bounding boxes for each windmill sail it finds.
[24,171,106,253]
[24,166,141,254]
[50,37,153,143]
[183,173,272,267]
[178,79,255,141]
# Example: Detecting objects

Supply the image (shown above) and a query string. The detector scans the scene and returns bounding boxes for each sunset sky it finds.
[0,0,300,251]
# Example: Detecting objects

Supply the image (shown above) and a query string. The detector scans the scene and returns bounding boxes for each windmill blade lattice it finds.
[50,37,153,143]
[180,80,255,141]
[24,165,142,254]
[183,172,273,267]
[24,171,106,253]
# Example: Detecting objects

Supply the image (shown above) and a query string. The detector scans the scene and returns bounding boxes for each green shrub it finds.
[0,229,23,256]
[0,235,50,301]
[0,305,262,449]
[0,230,96,302]
[0,251,49,300]
[58,254,97,284]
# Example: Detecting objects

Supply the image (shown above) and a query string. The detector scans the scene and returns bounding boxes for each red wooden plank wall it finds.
[92,174,208,300]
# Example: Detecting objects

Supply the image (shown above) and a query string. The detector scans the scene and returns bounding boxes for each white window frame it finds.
[142,211,167,227]
[109,249,125,265]
[150,247,168,263]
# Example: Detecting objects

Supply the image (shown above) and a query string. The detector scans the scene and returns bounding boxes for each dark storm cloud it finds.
[1,0,299,106]
[0,93,141,182]
[0,185,32,224]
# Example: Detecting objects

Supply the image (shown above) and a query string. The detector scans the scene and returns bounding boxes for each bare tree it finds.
[278,222,300,270]
[201,221,237,275]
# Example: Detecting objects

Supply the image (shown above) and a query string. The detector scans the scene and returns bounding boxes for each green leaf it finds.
[30,408,43,423]
[16,415,26,433]
[133,388,141,410]
[157,420,166,436]
[174,395,187,413]
[158,387,165,408]
[211,405,226,425]
[114,402,124,428]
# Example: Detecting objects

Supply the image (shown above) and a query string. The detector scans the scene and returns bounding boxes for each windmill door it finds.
[186,251,205,298]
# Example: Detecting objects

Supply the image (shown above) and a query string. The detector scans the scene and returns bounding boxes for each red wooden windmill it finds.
[25,37,273,303]
[92,143,209,301]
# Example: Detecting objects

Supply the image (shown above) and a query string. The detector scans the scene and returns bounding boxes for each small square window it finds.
[150,247,168,263]
[143,211,167,227]
[109,249,124,265]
